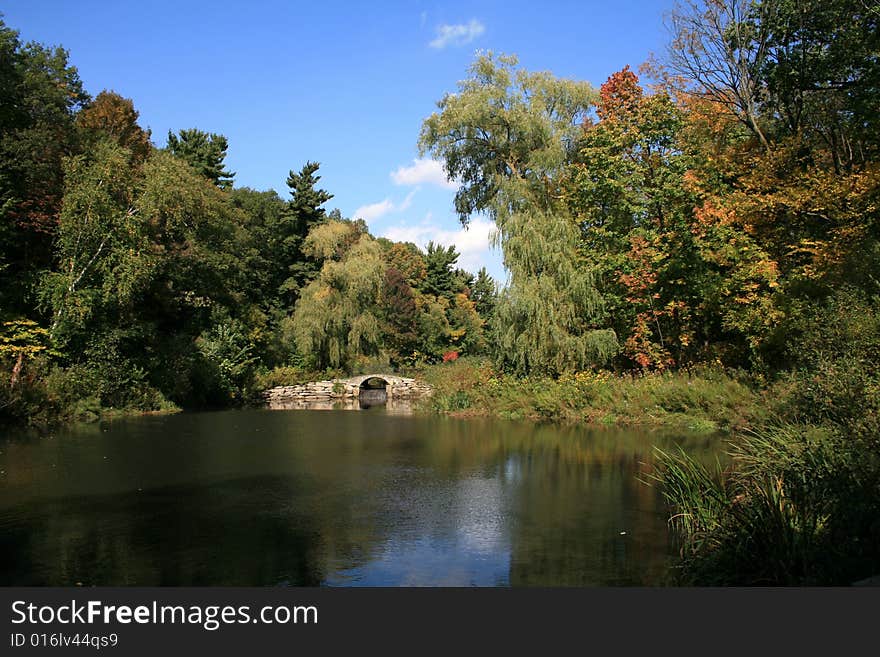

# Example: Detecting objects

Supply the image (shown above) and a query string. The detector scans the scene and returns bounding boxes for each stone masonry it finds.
[262,374,432,407]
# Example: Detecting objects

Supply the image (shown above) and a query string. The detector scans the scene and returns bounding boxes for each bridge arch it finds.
[262,373,431,408]
[359,376,389,390]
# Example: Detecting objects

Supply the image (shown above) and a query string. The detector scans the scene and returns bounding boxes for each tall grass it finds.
[652,424,880,585]
[421,357,762,432]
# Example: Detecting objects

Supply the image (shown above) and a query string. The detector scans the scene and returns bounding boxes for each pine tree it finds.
[471,267,498,321]
[277,161,334,305]
[166,128,235,189]
[422,242,459,298]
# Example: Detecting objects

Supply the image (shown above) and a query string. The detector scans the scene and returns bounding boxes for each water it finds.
[0,408,722,586]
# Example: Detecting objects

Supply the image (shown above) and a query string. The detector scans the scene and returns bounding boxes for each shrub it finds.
[774,288,880,427]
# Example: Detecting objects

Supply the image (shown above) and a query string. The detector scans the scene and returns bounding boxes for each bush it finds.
[195,320,258,404]
[0,353,178,428]
[253,366,311,390]
[773,288,880,428]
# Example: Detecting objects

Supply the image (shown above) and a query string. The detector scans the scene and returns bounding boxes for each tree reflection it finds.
[0,410,724,585]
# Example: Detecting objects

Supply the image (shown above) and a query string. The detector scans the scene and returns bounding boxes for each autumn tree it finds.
[76,90,152,163]
[568,66,782,368]
[666,0,880,362]
[383,241,427,288]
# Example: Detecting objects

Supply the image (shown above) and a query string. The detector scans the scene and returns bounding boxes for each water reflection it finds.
[266,396,415,413]
[0,410,723,586]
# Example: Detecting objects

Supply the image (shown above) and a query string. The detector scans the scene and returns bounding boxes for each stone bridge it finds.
[262,373,432,407]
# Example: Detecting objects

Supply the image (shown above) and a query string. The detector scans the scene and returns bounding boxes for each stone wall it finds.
[262,375,432,408]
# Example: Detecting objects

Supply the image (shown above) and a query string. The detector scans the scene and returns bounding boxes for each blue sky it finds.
[3,0,674,282]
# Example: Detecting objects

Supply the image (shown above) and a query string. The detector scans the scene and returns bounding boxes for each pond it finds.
[0,407,723,586]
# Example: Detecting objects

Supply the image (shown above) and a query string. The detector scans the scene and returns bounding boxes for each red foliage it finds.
[597,65,642,124]
[442,351,459,363]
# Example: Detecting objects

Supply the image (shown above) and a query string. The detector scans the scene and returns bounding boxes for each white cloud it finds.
[381,216,497,274]
[353,190,416,222]
[429,19,485,49]
[390,158,457,189]
[354,198,395,222]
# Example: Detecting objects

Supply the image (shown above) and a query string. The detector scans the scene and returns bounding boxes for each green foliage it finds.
[414,294,454,361]
[289,225,385,369]
[0,16,501,426]
[166,128,234,188]
[419,52,595,225]
[349,354,393,376]
[772,287,880,429]
[420,52,616,374]
[422,241,459,298]
[0,17,88,315]
[252,365,311,390]
[760,0,879,165]
[227,186,291,363]
[423,358,759,430]
[40,139,142,343]
[285,161,334,229]
[491,206,619,375]
[470,267,498,321]
[651,289,880,585]
[653,423,880,585]
[0,355,56,426]
[196,319,259,403]
[278,161,334,304]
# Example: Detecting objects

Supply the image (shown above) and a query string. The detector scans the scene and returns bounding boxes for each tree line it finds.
[0,15,497,422]
[420,0,879,379]
[3,0,880,428]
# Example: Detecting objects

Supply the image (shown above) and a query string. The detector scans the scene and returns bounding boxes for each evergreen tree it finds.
[166,128,235,189]
[422,242,459,298]
[277,161,334,305]
[471,267,498,321]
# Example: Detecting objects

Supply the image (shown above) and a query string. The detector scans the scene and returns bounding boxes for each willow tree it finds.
[289,221,385,369]
[419,53,618,374]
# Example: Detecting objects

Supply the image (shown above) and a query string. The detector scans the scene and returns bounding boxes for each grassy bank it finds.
[652,420,880,585]
[419,357,764,433]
